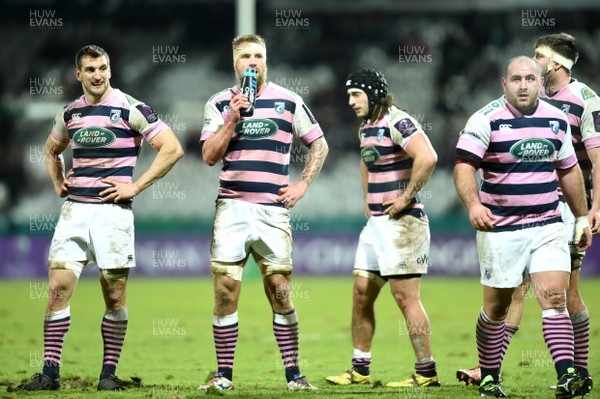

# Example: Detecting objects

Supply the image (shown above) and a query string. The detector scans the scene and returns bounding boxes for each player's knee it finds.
[392,291,419,311]
[539,289,567,309]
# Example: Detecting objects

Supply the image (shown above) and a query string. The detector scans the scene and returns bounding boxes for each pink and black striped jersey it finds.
[201,82,324,206]
[456,96,577,232]
[51,89,168,205]
[540,79,600,198]
[359,106,427,219]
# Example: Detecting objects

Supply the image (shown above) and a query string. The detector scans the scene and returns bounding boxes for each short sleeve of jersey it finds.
[50,107,69,143]
[129,101,169,142]
[389,110,425,149]
[556,123,578,169]
[580,86,600,150]
[456,111,491,159]
[292,94,323,146]
[201,99,226,142]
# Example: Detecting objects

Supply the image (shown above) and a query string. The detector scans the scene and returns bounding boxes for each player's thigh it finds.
[48,202,94,267]
[211,199,253,263]
[374,214,431,276]
[252,205,293,275]
[477,229,529,288]
[89,203,135,269]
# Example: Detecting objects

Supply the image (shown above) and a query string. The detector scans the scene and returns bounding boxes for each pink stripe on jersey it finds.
[479,191,558,207]
[221,170,289,186]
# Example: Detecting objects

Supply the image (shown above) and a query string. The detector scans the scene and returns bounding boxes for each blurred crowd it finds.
[1,1,599,225]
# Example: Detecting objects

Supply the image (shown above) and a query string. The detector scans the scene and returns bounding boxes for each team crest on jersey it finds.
[377,129,385,142]
[548,120,560,135]
[581,87,596,100]
[561,104,570,115]
[223,105,230,114]
[110,109,122,123]
[274,101,285,114]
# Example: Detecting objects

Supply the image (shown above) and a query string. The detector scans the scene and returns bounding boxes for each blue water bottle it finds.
[240,68,257,117]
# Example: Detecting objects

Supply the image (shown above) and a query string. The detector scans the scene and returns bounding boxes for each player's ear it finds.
[107,66,112,80]
[74,68,82,82]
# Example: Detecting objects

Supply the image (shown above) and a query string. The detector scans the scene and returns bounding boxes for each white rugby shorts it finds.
[48,201,135,271]
[477,222,569,288]
[210,199,293,279]
[557,200,586,268]
[353,214,430,279]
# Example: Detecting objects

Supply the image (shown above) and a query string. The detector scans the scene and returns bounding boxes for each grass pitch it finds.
[1,275,598,398]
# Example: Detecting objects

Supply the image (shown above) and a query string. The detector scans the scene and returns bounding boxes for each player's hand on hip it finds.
[277,180,308,209]
[100,179,140,203]
[468,204,495,232]
[383,195,410,220]
[56,168,74,198]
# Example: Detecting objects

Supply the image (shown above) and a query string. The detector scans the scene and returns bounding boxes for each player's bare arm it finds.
[100,128,184,203]
[276,136,328,209]
[43,134,70,198]
[360,160,370,219]
[557,164,592,251]
[202,93,250,166]
[454,162,495,231]
[383,134,437,218]
[586,147,600,234]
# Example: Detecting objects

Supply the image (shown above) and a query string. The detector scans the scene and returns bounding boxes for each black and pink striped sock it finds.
[542,310,574,378]
[415,357,437,377]
[352,349,371,376]
[571,311,589,378]
[476,309,505,382]
[213,312,238,381]
[498,323,519,364]
[42,307,71,380]
[273,310,300,382]
[100,308,128,379]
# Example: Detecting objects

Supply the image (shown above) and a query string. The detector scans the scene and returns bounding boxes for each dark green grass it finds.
[1,275,599,398]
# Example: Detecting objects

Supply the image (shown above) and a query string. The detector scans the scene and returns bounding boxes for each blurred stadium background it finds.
[2,0,600,279]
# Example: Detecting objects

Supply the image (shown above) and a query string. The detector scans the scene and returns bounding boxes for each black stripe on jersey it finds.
[368,181,401,193]
[481,180,558,195]
[487,138,562,154]
[220,180,283,194]
[370,159,413,173]
[255,99,296,114]
[72,166,134,178]
[543,99,584,118]
[480,161,556,173]
[64,106,130,123]
[270,118,293,133]
[490,117,568,133]
[369,205,424,218]
[73,147,140,158]
[484,201,559,217]
[222,160,289,175]
[571,125,581,137]
[68,186,112,197]
[574,142,585,152]
[363,145,399,157]
[67,127,141,139]
[493,216,562,232]
[227,139,291,154]
[361,127,391,139]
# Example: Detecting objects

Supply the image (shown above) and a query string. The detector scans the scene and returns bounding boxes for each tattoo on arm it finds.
[301,138,328,186]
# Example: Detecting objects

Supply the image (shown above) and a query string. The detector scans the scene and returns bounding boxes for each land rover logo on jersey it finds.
[73,127,116,148]
[509,138,555,161]
[361,146,380,164]
[234,119,278,140]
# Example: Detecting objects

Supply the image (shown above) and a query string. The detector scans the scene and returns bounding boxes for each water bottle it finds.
[240,68,257,117]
